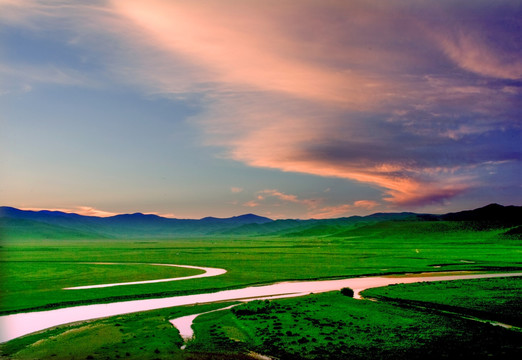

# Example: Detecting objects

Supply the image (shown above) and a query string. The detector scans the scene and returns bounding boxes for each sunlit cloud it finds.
[308,204,354,220]
[106,0,519,208]
[75,206,120,217]
[17,206,177,218]
[4,1,520,214]
[19,206,118,217]
[243,201,260,208]
[353,200,379,210]
[308,199,381,219]
[428,14,522,80]
[243,189,321,214]
[257,189,316,207]
[230,187,243,194]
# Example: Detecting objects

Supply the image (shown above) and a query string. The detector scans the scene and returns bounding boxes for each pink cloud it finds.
[18,206,177,218]
[257,189,317,208]
[19,206,119,217]
[353,200,379,209]
[308,204,353,219]
[109,0,405,108]
[75,206,120,217]
[243,200,260,208]
[108,1,496,207]
[17,0,511,211]
[430,24,522,80]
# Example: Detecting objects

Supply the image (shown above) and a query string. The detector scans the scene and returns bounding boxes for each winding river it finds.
[1,269,521,343]
[63,263,227,290]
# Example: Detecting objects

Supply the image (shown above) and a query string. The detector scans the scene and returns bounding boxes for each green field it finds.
[362,276,522,327]
[1,222,520,314]
[1,279,520,359]
[189,281,521,359]
[1,218,521,359]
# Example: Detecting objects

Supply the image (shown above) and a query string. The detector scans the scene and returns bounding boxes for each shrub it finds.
[341,287,354,297]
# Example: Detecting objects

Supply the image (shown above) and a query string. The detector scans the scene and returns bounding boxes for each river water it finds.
[1,271,521,343]
[64,263,227,290]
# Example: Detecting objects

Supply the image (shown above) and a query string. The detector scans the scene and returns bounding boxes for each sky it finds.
[1,0,521,219]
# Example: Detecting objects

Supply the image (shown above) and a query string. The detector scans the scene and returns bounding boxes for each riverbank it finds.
[187,277,522,359]
[2,270,521,343]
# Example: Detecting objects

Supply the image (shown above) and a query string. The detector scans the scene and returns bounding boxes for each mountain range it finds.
[1,203,521,239]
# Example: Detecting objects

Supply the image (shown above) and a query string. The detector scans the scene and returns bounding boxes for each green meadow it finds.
[1,217,521,359]
[189,281,521,359]
[1,222,520,314]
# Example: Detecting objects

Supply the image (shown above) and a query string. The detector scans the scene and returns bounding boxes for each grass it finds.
[362,276,522,326]
[0,261,201,313]
[0,220,521,358]
[0,302,237,360]
[189,289,522,359]
[3,281,521,359]
[1,222,520,313]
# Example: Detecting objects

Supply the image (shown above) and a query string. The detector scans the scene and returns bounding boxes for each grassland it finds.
[0,302,238,360]
[0,218,521,359]
[362,276,522,326]
[4,278,519,360]
[1,222,520,314]
[188,282,521,359]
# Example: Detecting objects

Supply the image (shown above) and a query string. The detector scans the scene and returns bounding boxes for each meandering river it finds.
[1,270,521,343]
[63,263,227,290]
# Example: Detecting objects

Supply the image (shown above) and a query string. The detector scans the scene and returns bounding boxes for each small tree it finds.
[341,287,354,297]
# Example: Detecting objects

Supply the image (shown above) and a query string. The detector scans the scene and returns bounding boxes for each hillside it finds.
[1,204,520,239]
[0,207,273,238]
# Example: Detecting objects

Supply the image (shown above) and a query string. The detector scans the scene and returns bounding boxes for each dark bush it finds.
[341,287,354,297]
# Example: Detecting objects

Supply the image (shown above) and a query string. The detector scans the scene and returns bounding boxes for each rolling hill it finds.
[1,204,520,239]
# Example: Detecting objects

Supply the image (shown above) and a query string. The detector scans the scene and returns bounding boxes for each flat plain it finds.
[1,207,521,359]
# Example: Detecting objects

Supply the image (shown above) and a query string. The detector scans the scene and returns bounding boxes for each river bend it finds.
[1,271,521,343]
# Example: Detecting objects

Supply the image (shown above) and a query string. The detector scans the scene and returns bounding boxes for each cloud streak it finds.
[19,206,118,217]
[4,1,520,212]
[108,0,521,207]
[19,206,176,218]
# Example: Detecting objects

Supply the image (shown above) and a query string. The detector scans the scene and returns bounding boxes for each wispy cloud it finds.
[75,206,119,217]
[6,1,520,211]
[18,206,177,218]
[106,0,520,207]
[308,199,379,219]
[246,190,382,219]
[308,204,354,220]
[0,63,95,94]
[19,206,118,217]
[243,189,319,213]
[353,200,379,210]
[257,189,317,207]
[423,2,522,80]
[243,200,260,208]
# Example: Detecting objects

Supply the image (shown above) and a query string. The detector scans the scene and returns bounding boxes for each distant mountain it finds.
[0,207,274,238]
[1,203,520,239]
[440,203,521,223]
[199,213,273,225]
[0,218,106,239]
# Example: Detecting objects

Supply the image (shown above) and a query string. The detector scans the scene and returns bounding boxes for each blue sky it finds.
[1,0,521,219]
